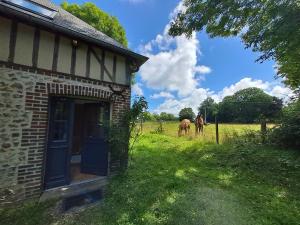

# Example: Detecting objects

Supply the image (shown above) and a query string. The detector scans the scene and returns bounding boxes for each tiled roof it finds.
[0,0,148,65]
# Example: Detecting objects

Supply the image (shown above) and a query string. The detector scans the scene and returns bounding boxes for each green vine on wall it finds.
[108,96,148,170]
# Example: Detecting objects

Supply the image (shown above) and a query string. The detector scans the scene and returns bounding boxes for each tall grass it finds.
[1,122,298,225]
[141,121,264,143]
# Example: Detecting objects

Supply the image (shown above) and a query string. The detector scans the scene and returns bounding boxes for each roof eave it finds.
[0,3,148,67]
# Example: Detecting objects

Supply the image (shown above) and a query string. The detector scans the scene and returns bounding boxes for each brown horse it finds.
[195,114,204,135]
[178,119,191,136]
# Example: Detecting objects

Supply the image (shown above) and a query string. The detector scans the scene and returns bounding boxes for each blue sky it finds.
[53,0,292,115]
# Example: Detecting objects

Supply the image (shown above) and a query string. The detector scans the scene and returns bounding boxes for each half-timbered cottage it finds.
[0,0,148,204]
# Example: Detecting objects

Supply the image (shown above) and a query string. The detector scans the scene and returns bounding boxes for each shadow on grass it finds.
[59,134,300,225]
[0,200,56,225]
[2,134,300,225]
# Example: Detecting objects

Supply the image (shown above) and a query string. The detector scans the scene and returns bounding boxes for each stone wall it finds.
[0,66,131,205]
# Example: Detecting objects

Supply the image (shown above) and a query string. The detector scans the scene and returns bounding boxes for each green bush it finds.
[151,122,165,134]
[223,129,272,147]
[270,100,300,149]
[108,96,148,170]
[223,100,300,150]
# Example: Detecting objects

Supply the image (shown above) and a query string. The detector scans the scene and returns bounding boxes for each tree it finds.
[198,97,218,122]
[271,99,300,149]
[142,111,155,121]
[217,87,282,123]
[169,0,300,89]
[152,113,160,121]
[159,112,177,121]
[61,2,128,47]
[218,95,237,123]
[143,112,177,121]
[179,107,195,121]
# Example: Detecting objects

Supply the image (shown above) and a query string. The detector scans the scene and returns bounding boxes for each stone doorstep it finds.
[39,176,108,202]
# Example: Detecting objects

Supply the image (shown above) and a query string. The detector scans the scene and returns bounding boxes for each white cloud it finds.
[217,77,294,102]
[150,91,175,99]
[194,65,212,74]
[136,1,294,115]
[269,85,295,102]
[219,77,270,99]
[139,1,211,97]
[132,83,143,96]
[153,77,294,115]
[153,88,215,115]
[169,0,186,19]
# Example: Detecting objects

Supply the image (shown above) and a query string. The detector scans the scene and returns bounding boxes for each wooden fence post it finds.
[261,118,267,143]
[140,117,143,133]
[215,115,219,144]
[260,119,267,133]
[159,120,163,133]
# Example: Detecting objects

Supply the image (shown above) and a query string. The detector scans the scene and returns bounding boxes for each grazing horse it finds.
[195,114,204,135]
[178,119,191,136]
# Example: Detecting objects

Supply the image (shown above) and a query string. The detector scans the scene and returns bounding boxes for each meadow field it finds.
[141,121,265,143]
[1,122,299,225]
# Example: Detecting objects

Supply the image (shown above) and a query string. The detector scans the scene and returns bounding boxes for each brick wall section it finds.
[110,87,131,172]
[17,82,48,200]
[0,67,131,204]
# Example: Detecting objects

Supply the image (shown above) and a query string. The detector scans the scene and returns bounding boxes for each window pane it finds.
[52,121,67,140]
[4,0,56,18]
[54,101,69,120]
[85,105,109,138]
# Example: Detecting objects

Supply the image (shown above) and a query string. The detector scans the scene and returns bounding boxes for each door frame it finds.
[43,96,74,189]
[43,96,111,190]
[81,102,110,176]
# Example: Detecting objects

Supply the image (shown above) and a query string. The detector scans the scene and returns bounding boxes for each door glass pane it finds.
[54,102,69,120]
[87,108,102,138]
[85,104,109,138]
[52,121,68,140]
[51,100,69,141]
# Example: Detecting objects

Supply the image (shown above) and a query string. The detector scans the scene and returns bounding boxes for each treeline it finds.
[198,87,283,123]
[143,87,284,123]
[142,112,178,121]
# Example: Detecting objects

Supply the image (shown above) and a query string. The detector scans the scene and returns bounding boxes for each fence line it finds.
[138,120,275,144]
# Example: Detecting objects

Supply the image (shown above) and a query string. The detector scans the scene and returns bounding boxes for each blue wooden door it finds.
[81,103,110,176]
[44,98,74,189]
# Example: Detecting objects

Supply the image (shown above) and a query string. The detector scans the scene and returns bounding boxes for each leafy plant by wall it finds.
[108,97,148,170]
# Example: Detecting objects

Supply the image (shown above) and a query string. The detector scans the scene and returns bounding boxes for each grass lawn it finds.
[1,123,300,225]
[141,121,268,143]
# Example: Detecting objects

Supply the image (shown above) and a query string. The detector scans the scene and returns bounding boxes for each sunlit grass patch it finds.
[141,121,265,143]
[1,127,299,225]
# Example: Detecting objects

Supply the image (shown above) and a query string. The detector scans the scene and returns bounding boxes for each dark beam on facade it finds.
[100,50,105,81]
[8,20,17,63]
[86,46,91,78]
[70,44,77,75]
[32,27,40,68]
[52,34,60,72]
[90,48,113,82]
[113,55,117,82]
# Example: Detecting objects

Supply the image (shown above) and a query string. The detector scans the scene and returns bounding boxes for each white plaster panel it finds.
[75,43,87,77]
[90,47,102,80]
[38,30,55,70]
[104,51,114,82]
[14,23,34,66]
[57,37,72,74]
[0,16,11,61]
[116,56,126,85]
